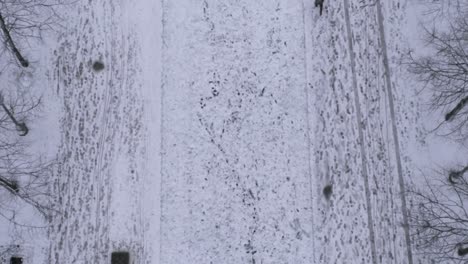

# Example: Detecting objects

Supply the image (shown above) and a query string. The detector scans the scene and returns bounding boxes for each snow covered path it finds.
[47,0,419,263]
[161,1,313,263]
[49,1,162,263]
[305,0,415,263]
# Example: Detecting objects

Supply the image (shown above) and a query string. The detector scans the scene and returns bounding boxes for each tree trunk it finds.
[448,165,468,183]
[0,103,29,136]
[0,175,19,192]
[0,12,29,67]
[445,96,468,121]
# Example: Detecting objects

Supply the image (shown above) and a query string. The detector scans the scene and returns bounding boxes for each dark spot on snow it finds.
[92,61,105,72]
[10,257,23,264]
[323,184,333,199]
[459,245,468,256]
[296,231,302,240]
[111,251,129,264]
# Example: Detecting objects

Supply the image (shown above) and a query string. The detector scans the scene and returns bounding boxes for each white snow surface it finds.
[47,0,162,263]
[0,0,445,263]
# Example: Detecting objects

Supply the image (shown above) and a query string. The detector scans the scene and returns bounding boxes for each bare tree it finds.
[0,0,64,68]
[408,7,468,140]
[0,90,54,223]
[0,93,28,136]
[411,167,468,263]
[0,0,67,227]
[0,12,28,67]
[418,0,468,18]
[408,2,468,262]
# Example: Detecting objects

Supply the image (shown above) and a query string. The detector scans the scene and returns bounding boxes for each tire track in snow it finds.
[305,0,376,262]
[159,1,168,263]
[300,1,317,263]
[342,0,377,263]
[93,2,113,260]
[302,1,317,263]
[130,0,163,261]
[375,1,413,263]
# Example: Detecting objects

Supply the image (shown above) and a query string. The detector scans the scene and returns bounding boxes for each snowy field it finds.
[0,0,446,263]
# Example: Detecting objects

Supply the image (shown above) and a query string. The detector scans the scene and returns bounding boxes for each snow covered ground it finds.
[161,1,314,263]
[47,0,162,263]
[0,0,449,263]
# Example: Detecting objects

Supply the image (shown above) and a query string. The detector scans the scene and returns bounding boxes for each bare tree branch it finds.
[0,11,28,67]
[407,3,468,263]
[0,92,28,136]
[446,96,468,122]
[0,175,18,192]
[407,7,468,141]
